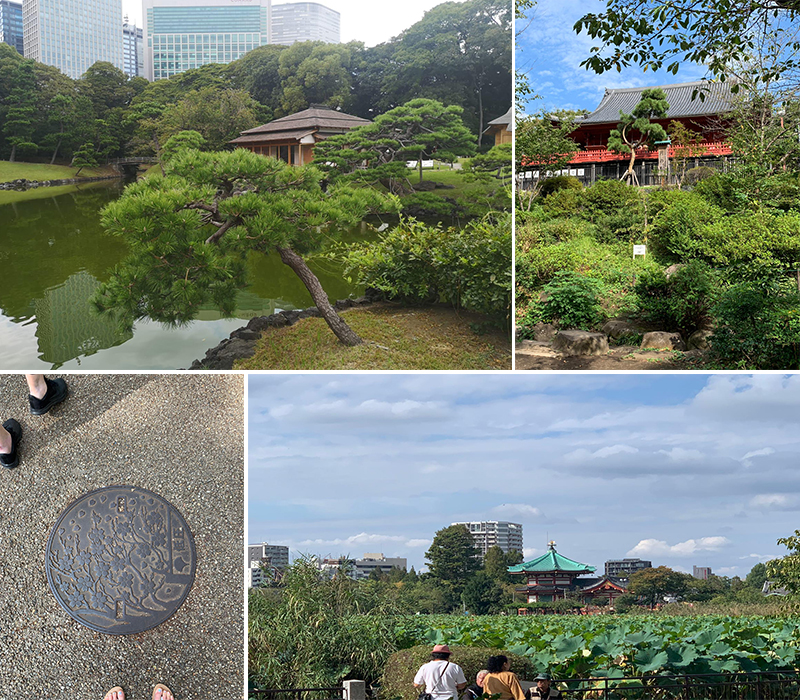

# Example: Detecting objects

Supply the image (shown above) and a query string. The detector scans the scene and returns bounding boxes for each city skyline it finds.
[248,374,799,577]
[122,0,470,46]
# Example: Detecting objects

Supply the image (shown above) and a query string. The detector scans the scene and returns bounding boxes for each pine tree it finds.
[4,61,38,162]
[608,88,669,185]
[93,147,395,345]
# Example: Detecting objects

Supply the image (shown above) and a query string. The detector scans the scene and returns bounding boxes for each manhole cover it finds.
[45,485,196,635]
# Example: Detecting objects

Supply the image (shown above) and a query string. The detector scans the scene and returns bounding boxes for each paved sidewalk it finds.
[0,374,244,700]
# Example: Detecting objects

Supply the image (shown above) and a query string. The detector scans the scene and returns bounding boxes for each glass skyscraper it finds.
[123,17,143,77]
[0,0,23,55]
[22,0,124,79]
[143,0,270,81]
[270,2,339,45]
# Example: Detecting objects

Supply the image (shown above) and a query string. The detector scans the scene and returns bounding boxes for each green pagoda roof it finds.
[507,543,595,574]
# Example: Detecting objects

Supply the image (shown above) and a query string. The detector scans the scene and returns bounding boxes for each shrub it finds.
[644,187,688,219]
[537,271,604,330]
[634,260,713,336]
[710,278,800,369]
[381,646,539,700]
[400,192,464,219]
[541,187,582,217]
[539,174,583,198]
[694,210,800,279]
[648,193,725,263]
[692,173,746,212]
[340,214,511,324]
[683,165,717,187]
[580,179,639,220]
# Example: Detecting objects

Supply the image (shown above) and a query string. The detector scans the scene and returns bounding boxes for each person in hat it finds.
[413,644,467,700]
[527,673,560,700]
[482,655,525,700]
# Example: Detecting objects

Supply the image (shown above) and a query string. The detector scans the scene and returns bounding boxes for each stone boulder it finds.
[601,318,641,340]
[687,329,713,350]
[640,331,686,351]
[532,322,558,342]
[552,330,609,356]
[664,264,684,278]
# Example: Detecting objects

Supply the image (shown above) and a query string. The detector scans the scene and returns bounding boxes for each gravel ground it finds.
[0,374,244,700]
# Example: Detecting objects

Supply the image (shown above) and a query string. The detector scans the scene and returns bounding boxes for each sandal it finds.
[153,684,173,700]
[103,688,125,700]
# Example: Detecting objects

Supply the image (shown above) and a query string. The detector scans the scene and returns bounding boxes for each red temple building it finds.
[521,80,737,187]
[508,542,628,606]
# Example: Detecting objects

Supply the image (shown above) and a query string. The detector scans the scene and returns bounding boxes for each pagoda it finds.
[508,541,596,602]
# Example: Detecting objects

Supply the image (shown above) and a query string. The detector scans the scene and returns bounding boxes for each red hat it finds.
[433,644,451,654]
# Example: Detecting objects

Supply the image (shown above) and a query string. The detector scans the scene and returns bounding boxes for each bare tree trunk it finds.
[277,245,363,346]
[9,144,16,163]
[50,136,62,165]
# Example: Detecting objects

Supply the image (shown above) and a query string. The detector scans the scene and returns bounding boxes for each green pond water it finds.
[0,180,377,369]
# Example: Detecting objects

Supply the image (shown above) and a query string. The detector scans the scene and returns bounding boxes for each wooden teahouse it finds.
[230,104,371,166]
[484,106,513,146]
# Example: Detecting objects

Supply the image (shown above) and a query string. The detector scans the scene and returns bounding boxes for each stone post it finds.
[344,680,366,700]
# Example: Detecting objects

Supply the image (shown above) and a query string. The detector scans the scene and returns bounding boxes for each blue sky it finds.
[248,374,800,578]
[516,0,706,114]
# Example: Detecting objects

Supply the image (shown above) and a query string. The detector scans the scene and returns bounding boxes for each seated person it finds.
[482,656,525,700]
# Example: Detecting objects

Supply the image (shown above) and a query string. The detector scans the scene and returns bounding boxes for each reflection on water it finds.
[0,181,374,369]
[34,271,133,366]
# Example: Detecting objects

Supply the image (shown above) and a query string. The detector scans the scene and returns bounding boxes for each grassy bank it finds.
[0,160,118,182]
[235,303,510,370]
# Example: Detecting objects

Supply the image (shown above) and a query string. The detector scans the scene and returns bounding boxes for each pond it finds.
[0,180,377,369]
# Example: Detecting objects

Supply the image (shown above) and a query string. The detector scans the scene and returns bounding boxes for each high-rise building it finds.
[142,0,270,81]
[248,542,290,568]
[693,566,712,580]
[270,2,339,45]
[354,553,407,579]
[0,0,23,55]
[123,17,143,77]
[22,0,124,79]
[451,521,523,558]
[605,558,652,578]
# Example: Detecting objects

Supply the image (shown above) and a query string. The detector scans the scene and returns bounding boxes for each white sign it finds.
[633,245,647,257]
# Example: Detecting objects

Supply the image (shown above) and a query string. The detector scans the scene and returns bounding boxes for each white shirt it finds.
[414,659,467,700]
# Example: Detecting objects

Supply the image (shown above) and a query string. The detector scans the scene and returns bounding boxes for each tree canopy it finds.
[767,529,800,593]
[575,0,800,85]
[425,524,481,593]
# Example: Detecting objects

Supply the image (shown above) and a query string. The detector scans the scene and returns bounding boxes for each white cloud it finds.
[491,503,543,518]
[565,444,639,461]
[523,547,543,559]
[749,494,799,511]
[740,447,775,467]
[627,536,730,557]
[657,447,704,462]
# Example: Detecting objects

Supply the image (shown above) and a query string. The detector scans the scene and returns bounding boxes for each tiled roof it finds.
[579,81,736,125]
[239,106,370,136]
[579,576,628,592]
[508,546,595,574]
[486,106,513,132]
[230,129,316,145]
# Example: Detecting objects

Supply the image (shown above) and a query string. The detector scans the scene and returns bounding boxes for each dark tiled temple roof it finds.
[239,105,370,136]
[486,106,512,131]
[579,81,736,125]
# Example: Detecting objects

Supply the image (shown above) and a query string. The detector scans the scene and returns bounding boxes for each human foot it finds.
[0,419,21,469]
[29,377,68,415]
[153,684,174,700]
[103,687,125,700]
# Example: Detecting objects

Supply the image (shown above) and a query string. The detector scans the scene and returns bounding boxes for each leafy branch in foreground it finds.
[94,142,396,345]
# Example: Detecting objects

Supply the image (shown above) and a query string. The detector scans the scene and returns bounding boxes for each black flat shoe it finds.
[29,377,68,416]
[0,419,21,469]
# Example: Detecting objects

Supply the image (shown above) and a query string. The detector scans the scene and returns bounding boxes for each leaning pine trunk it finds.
[277,245,363,346]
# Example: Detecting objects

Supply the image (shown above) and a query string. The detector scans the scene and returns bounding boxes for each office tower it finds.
[693,566,712,580]
[353,553,407,579]
[0,0,23,55]
[270,2,339,45]
[143,0,270,81]
[123,16,143,77]
[22,0,124,79]
[451,521,523,558]
[604,558,652,578]
[248,542,290,568]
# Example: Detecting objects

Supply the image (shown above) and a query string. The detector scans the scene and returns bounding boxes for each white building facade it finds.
[270,2,339,45]
[22,0,124,79]
[142,0,270,81]
[452,521,523,558]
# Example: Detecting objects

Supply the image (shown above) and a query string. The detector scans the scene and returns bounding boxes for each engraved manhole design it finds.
[45,485,196,635]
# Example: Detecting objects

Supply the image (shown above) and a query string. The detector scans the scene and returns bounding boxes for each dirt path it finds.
[515,340,693,370]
